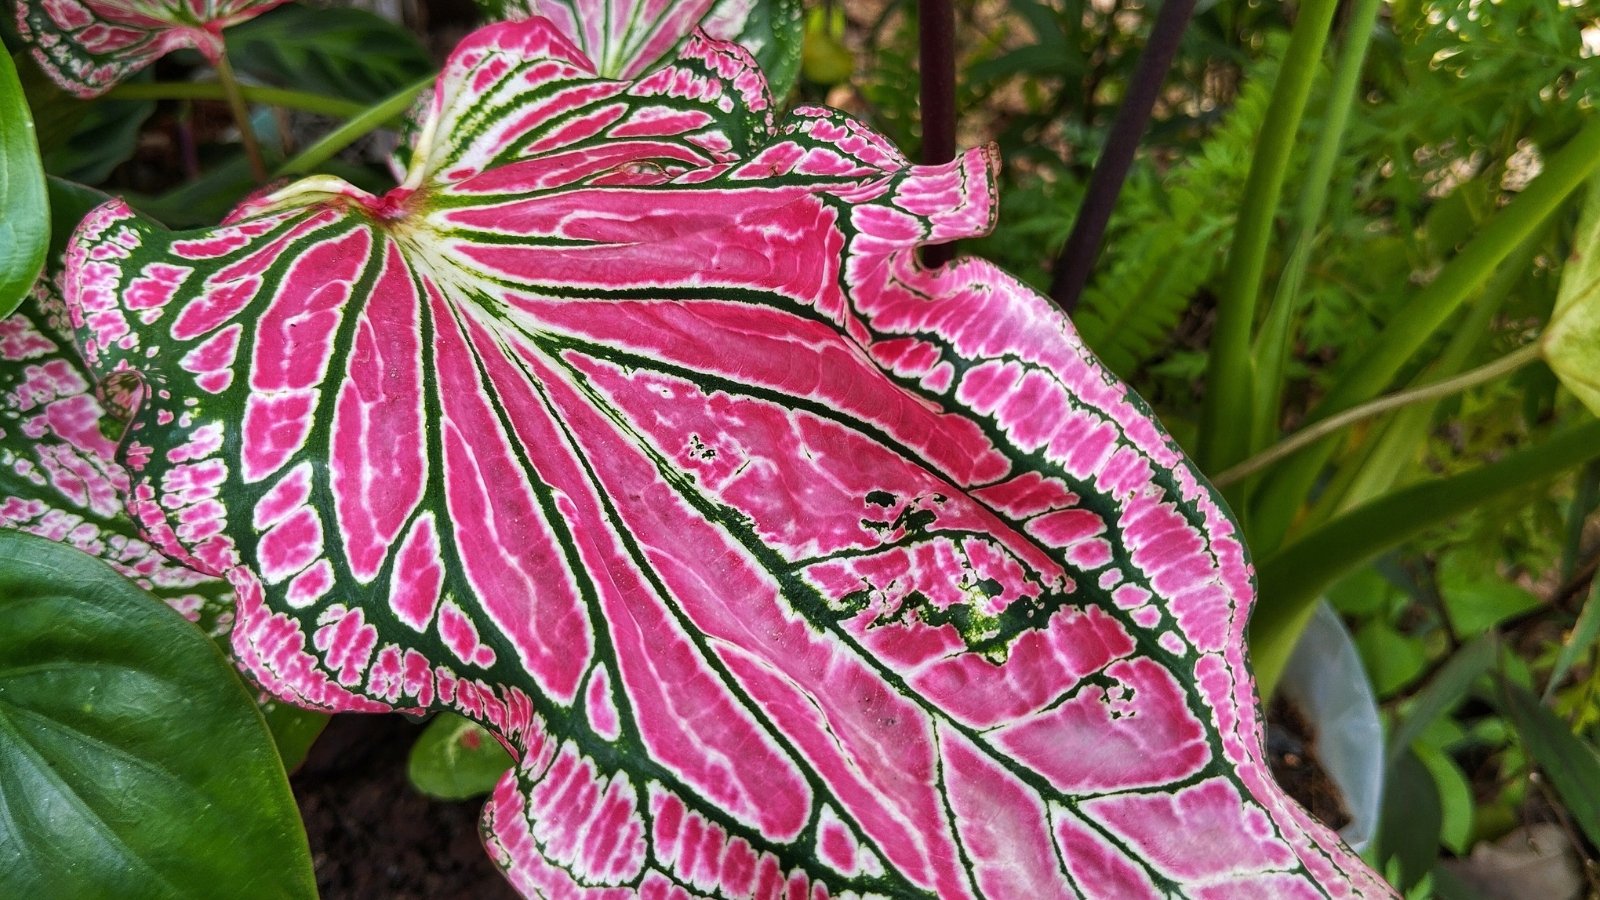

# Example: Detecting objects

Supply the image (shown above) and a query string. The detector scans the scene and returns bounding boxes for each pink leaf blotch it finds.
[63,18,1394,899]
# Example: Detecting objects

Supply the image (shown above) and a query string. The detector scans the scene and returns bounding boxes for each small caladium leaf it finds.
[0,528,316,900]
[65,19,1394,898]
[0,277,233,633]
[409,712,515,800]
[1542,175,1600,416]
[14,0,291,98]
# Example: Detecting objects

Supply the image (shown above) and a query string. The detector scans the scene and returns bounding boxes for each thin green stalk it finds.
[276,74,433,177]
[1249,0,1384,451]
[1249,117,1600,550]
[1195,0,1341,474]
[213,50,266,182]
[1216,343,1543,489]
[1249,418,1600,698]
[105,82,366,118]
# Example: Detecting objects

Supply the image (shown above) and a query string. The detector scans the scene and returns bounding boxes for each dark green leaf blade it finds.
[0,530,316,900]
[1374,747,1444,892]
[0,51,48,316]
[225,5,432,104]
[1499,681,1600,849]
[1386,634,1497,767]
[46,176,112,261]
[1544,578,1600,701]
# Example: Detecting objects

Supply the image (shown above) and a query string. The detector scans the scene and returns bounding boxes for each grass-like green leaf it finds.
[0,530,315,900]
[1252,418,1600,694]
[1498,680,1600,850]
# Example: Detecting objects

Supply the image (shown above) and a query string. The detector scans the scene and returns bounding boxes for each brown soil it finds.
[1267,695,1354,834]
[291,714,520,900]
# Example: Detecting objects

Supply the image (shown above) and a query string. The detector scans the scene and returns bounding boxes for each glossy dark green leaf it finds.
[1498,681,1600,849]
[407,712,514,801]
[225,5,432,104]
[0,530,316,900]
[40,95,154,184]
[0,50,47,316]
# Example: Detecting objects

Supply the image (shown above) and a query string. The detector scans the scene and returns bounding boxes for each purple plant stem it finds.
[1049,0,1198,313]
[919,0,956,267]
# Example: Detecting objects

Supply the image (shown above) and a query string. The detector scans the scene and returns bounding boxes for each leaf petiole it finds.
[213,49,267,182]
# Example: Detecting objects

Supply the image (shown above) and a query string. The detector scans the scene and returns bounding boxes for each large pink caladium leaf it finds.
[16,0,289,97]
[65,19,1393,898]
[0,279,230,631]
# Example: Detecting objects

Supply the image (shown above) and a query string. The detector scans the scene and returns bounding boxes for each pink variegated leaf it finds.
[65,19,1394,898]
[15,0,290,97]
[0,278,231,632]
[469,0,716,77]
[470,0,800,89]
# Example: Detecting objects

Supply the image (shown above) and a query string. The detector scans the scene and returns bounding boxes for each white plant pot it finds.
[1278,600,1385,851]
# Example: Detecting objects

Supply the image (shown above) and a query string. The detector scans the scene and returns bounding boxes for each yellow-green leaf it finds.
[1542,176,1600,414]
